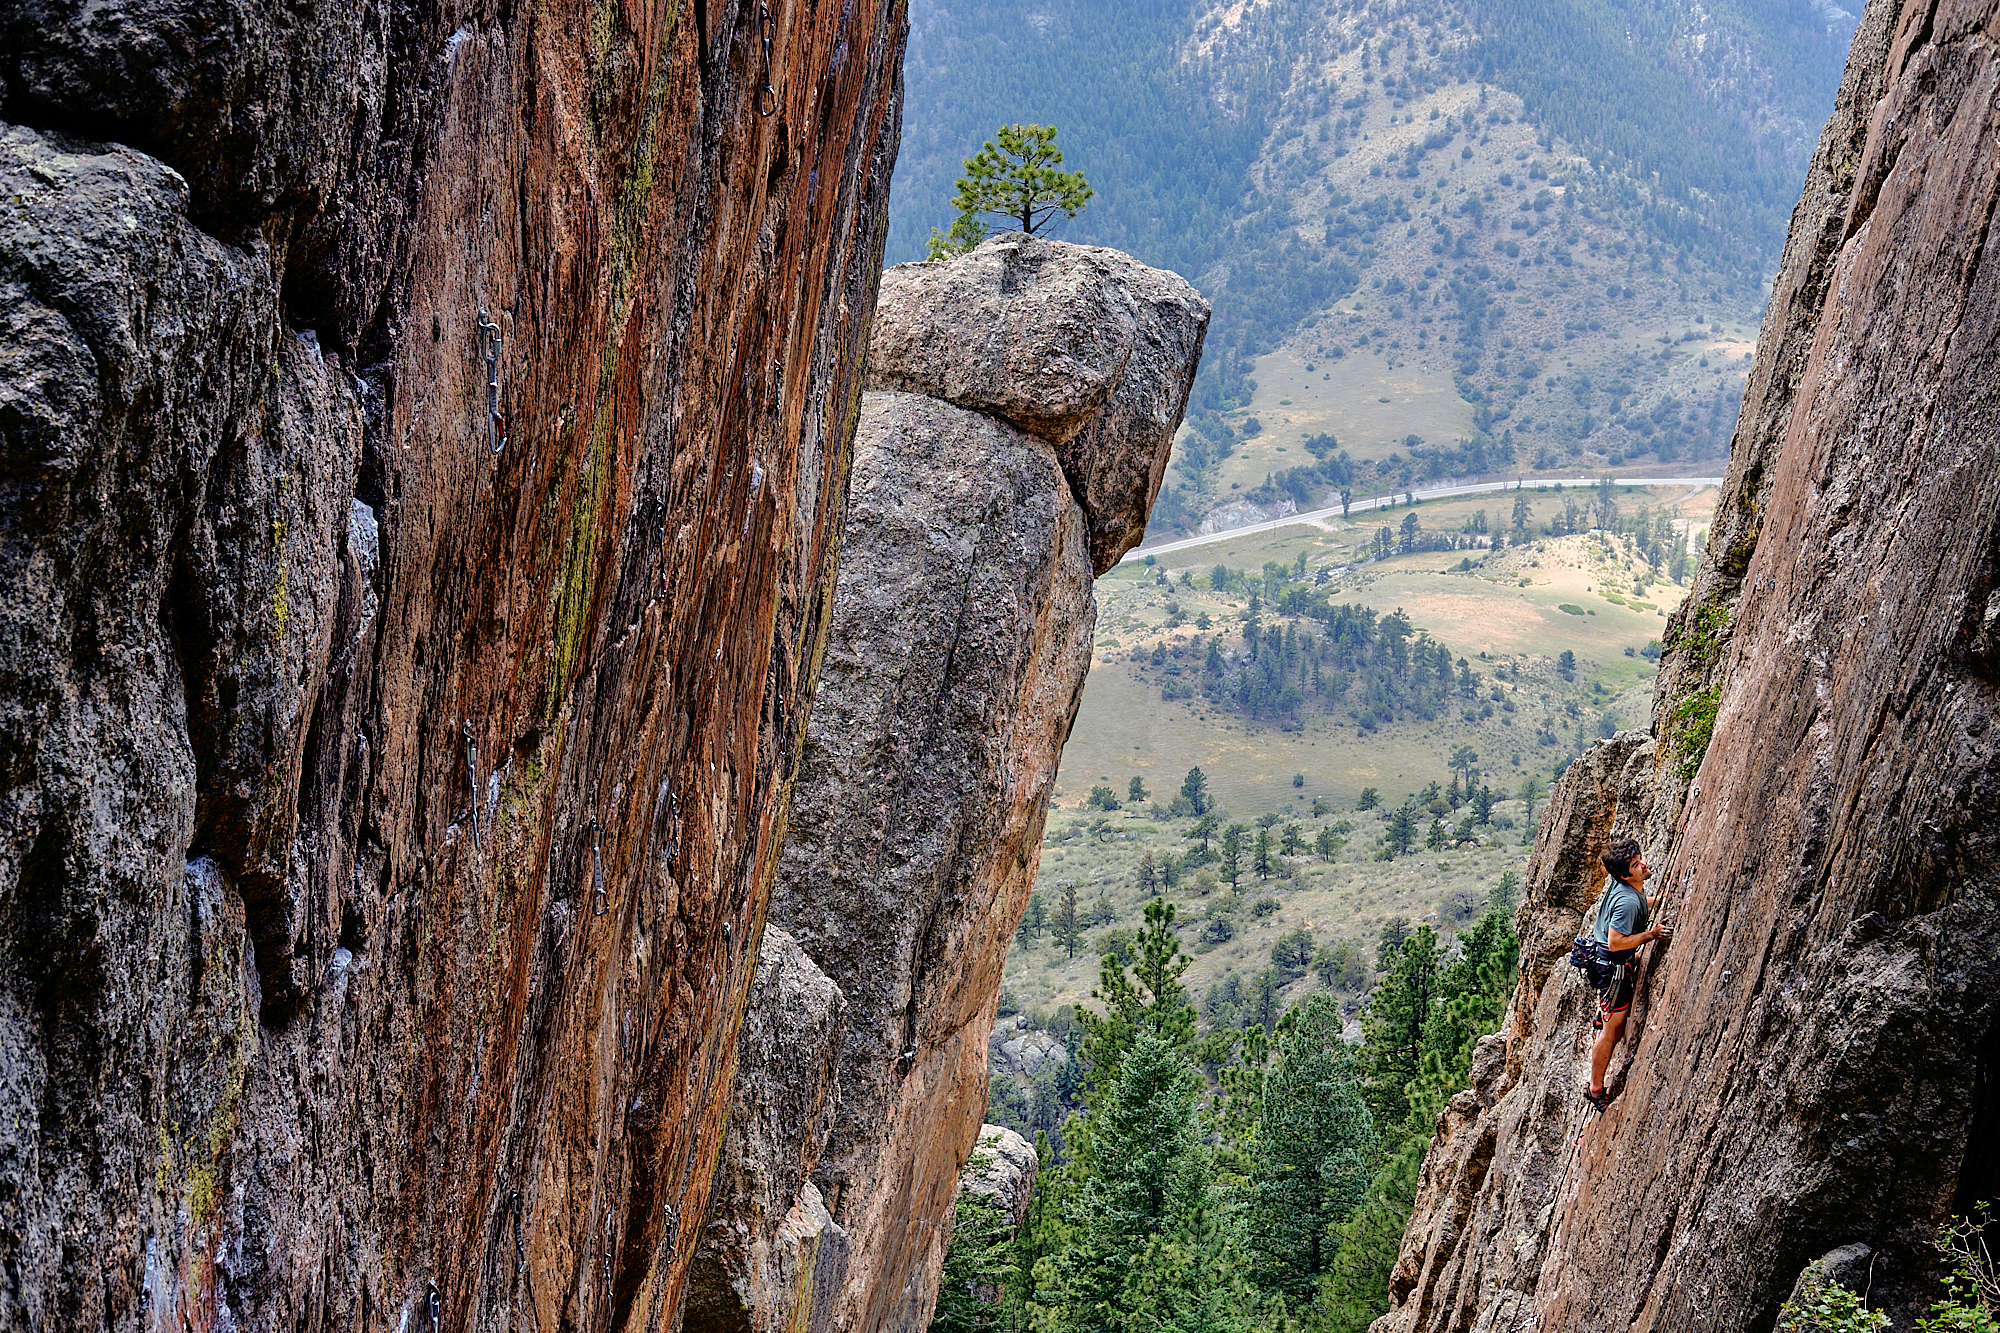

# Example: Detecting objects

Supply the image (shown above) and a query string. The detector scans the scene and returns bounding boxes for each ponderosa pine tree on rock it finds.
[929,124,1093,258]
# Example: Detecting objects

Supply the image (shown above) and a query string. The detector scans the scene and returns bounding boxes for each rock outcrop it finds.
[959,1126,1041,1235]
[1375,0,2000,1328]
[0,1,905,1328]
[685,929,849,1333]
[709,236,1206,1333]
[865,234,1209,573]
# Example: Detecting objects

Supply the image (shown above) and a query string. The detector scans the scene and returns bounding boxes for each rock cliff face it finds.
[699,235,1206,1333]
[1375,1,2000,1329]
[0,0,905,1327]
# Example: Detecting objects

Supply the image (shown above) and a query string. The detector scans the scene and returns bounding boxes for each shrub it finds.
[1776,1264,1887,1332]
[1670,685,1720,779]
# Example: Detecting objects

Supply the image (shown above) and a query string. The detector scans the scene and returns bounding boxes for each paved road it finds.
[1119,475,1727,563]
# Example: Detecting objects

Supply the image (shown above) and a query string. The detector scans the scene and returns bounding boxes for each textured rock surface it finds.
[959,1126,1040,1234]
[686,929,849,1333]
[1376,0,2000,1328]
[865,236,1209,572]
[0,0,906,1327]
[779,388,1096,1333]
[725,240,1204,1333]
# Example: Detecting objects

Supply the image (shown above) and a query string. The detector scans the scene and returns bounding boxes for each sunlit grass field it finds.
[1004,488,1717,1014]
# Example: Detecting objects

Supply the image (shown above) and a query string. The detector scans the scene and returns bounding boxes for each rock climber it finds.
[1585,837,1671,1112]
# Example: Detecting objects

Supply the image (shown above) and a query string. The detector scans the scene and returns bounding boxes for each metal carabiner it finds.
[465,722,481,849]
[758,3,778,116]
[476,308,505,455]
[591,817,606,917]
[427,1281,442,1333]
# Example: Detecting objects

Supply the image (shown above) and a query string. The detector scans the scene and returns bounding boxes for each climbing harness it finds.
[466,722,482,850]
[757,3,778,116]
[591,817,607,917]
[476,308,506,455]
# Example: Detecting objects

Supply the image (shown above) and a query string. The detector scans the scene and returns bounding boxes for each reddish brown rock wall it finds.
[0,0,905,1328]
[1376,1,2000,1328]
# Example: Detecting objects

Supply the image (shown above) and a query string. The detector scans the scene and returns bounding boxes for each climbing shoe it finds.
[1584,1087,1612,1114]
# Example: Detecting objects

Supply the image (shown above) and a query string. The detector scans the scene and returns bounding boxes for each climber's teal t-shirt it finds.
[1592,876,1649,956]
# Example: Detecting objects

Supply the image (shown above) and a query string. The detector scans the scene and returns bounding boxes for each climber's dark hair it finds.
[1602,837,1642,883]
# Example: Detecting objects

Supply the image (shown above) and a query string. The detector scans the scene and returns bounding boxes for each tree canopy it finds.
[929,124,1093,258]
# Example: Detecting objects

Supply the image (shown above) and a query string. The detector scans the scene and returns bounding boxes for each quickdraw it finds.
[465,722,482,850]
[591,817,607,917]
[512,1188,526,1274]
[757,3,778,116]
[476,308,506,455]
[427,1281,442,1333]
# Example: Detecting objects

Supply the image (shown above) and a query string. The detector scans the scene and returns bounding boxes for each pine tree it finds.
[1245,993,1375,1298]
[1425,817,1448,851]
[1055,882,1083,961]
[1253,826,1274,879]
[932,124,1093,258]
[1358,926,1442,1128]
[1180,767,1210,815]
[1031,1034,1209,1333]
[1221,825,1246,886]
[1186,812,1220,863]
[1383,803,1417,857]
[1078,898,1195,1099]
[1019,893,1046,942]
[1408,908,1518,1123]
[1309,1138,1425,1333]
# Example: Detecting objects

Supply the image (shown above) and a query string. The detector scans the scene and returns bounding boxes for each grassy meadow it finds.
[1005,484,1716,1015]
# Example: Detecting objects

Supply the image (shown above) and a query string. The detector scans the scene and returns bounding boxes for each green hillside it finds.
[891,0,1852,536]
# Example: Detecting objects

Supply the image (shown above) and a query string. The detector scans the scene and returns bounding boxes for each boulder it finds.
[866,235,1209,572]
[958,1126,1039,1234]
[685,929,849,1333]
[754,240,1204,1333]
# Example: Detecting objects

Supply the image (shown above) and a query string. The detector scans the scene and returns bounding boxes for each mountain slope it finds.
[891,0,1854,534]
